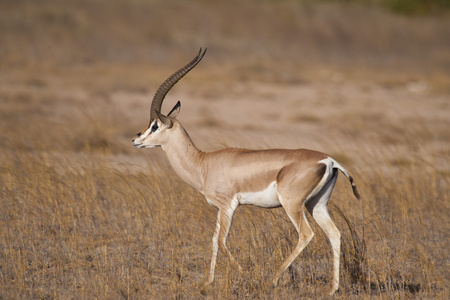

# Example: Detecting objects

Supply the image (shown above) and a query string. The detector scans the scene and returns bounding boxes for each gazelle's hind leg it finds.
[272,209,314,287]
[305,170,340,295]
[272,162,327,287]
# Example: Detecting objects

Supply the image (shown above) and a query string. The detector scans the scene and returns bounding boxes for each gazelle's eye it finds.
[151,124,159,133]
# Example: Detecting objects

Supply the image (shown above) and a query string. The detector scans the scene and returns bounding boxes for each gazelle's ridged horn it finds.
[150,48,207,121]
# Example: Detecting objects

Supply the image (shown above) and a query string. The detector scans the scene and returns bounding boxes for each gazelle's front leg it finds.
[206,199,240,285]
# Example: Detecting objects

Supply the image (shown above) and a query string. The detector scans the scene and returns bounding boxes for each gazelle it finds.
[132,48,360,295]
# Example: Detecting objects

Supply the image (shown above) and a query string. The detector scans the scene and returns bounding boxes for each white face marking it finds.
[236,181,281,208]
[140,127,151,139]
[141,120,159,139]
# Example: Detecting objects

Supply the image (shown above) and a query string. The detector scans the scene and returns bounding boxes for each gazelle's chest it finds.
[235,181,281,208]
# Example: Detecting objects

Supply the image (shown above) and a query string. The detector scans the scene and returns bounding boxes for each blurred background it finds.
[0,0,449,298]
[2,0,450,75]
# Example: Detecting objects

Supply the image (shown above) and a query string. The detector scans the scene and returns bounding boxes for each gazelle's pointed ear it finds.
[167,101,181,119]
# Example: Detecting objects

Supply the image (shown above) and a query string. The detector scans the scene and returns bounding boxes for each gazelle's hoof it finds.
[329,287,339,296]
[271,277,280,288]
[204,278,213,286]
[200,279,214,293]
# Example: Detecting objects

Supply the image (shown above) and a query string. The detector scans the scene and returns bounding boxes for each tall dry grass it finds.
[1,0,449,299]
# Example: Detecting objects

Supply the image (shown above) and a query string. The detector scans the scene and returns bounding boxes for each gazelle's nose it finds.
[132,132,142,142]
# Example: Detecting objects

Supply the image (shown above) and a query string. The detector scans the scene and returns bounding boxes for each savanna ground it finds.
[0,0,449,299]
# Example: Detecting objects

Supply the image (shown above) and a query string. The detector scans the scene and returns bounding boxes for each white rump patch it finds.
[236,181,281,208]
[303,158,335,201]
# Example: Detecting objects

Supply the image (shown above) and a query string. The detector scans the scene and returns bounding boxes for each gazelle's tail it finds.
[329,158,361,200]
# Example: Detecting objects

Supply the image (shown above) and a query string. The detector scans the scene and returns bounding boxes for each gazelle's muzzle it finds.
[131,135,143,148]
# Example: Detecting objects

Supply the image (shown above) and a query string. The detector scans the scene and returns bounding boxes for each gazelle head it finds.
[132,48,207,149]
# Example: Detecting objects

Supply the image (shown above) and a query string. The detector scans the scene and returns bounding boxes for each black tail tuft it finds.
[349,176,361,200]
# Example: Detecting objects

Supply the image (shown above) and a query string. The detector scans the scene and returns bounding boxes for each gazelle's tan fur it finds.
[132,48,360,295]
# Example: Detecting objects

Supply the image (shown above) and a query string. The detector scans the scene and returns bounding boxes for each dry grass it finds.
[1,0,449,299]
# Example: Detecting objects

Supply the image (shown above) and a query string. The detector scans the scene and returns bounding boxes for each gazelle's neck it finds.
[162,121,204,191]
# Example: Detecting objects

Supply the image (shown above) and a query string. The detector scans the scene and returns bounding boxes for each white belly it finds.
[236,181,281,208]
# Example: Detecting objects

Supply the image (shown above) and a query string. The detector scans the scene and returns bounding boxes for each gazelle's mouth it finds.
[132,140,158,149]
[132,140,144,148]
